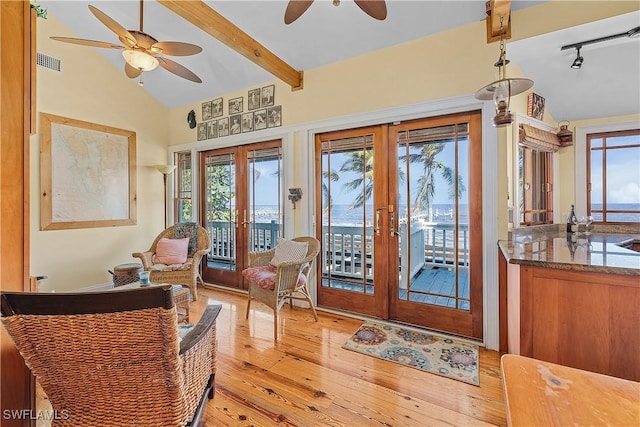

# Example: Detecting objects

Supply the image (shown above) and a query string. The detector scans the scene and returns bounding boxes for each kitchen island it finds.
[499,228,640,381]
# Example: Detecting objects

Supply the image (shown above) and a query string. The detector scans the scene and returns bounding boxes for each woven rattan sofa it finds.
[132,224,211,301]
[1,286,221,427]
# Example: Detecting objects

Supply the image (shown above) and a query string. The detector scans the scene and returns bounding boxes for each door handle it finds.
[390,211,399,237]
[234,209,239,229]
[374,206,387,236]
[242,209,249,228]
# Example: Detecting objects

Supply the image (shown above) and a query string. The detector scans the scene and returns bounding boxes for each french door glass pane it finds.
[396,129,470,311]
[204,153,236,271]
[248,147,283,251]
[321,139,374,294]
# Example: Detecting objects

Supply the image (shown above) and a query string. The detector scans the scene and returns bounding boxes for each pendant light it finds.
[474,16,533,127]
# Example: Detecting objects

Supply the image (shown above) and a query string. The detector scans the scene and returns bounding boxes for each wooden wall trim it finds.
[1,1,32,425]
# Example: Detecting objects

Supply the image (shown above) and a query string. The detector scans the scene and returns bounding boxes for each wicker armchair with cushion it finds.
[0,286,221,427]
[242,236,320,341]
[133,223,211,301]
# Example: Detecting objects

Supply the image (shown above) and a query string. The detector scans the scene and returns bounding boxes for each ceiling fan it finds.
[285,0,387,24]
[51,1,202,84]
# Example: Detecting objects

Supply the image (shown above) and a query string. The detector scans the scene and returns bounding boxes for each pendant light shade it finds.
[474,14,533,127]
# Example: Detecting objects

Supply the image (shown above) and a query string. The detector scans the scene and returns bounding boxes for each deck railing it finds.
[206,221,469,284]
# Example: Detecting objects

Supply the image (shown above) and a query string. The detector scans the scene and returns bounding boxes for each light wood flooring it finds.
[195,286,507,426]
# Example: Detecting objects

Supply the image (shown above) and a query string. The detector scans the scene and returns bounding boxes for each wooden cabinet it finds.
[501,255,640,381]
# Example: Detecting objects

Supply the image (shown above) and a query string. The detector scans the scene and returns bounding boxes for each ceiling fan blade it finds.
[150,41,203,56]
[88,5,137,46]
[50,36,125,50]
[157,57,202,83]
[354,0,387,20]
[125,63,142,79]
[284,0,314,24]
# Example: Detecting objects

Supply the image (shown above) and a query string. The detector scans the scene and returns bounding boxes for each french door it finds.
[200,140,283,289]
[316,111,483,339]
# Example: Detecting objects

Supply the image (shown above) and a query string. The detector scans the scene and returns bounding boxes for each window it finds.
[174,151,192,223]
[587,129,640,223]
[519,146,553,225]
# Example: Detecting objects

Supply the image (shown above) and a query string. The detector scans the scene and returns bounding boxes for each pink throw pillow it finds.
[154,237,189,265]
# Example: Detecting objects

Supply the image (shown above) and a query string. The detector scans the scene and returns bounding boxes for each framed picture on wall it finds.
[254,109,267,130]
[248,88,261,110]
[217,117,229,137]
[201,100,213,121]
[229,97,243,114]
[230,114,241,135]
[197,122,207,141]
[527,93,545,120]
[207,120,217,139]
[267,105,281,128]
[242,112,254,132]
[261,84,274,107]
[212,97,223,118]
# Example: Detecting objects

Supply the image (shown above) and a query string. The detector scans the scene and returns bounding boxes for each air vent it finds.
[37,52,61,72]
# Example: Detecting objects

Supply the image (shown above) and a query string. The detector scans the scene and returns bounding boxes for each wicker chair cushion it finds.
[242,265,307,290]
[151,259,193,272]
[154,237,189,264]
[270,238,309,266]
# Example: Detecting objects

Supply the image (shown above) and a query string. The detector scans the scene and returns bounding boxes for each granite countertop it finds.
[499,230,640,275]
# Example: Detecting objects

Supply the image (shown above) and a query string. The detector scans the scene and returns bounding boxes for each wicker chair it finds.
[243,236,320,341]
[132,224,211,301]
[0,286,221,427]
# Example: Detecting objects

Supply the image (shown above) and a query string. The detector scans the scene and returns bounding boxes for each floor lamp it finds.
[155,164,177,229]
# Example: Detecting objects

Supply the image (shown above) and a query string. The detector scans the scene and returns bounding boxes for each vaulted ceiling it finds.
[39,1,639,122]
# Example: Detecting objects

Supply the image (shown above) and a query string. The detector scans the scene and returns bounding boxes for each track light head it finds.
[571,47,583,69]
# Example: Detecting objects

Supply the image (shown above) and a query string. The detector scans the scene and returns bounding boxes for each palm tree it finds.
[403,141,466,219]
[339,149,374,210]
[322,169,340,214]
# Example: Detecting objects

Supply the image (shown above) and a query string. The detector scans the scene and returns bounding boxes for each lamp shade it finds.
[154,164,177,175]
[122,50,159,72]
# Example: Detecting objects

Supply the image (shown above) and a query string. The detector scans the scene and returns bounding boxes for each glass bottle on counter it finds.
[566,205,578,233]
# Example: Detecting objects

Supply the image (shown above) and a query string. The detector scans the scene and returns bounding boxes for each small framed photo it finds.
[248,88,261,110]
[212,97,223,118]
[242,112,254,133]
[207,120,217,139]
[197,122,208,141]
[202,100,213,121]
[230,114,241,135]
[267,105,281,128]
[229,97,243,114]
[527,93,545,120]
[254,109,267,130]
[261,85,274,107]
[217,117,229,137]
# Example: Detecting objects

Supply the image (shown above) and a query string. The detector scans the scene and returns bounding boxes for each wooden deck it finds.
[325,267,471,309]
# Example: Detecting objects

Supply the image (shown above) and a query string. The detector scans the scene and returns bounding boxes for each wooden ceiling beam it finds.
[486,0,511,43]
[158,0,303,90]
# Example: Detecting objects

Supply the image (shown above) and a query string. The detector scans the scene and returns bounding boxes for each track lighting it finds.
[561,25,640,69]
[571,47,583,69]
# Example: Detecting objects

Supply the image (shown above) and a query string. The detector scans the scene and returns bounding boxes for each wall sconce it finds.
[557,121,574,146]
[288,188,302,209]
[474,15,533,127]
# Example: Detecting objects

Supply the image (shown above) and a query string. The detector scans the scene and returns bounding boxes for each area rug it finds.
[342,322,479,386]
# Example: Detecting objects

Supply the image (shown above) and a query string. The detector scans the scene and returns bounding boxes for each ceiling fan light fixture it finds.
[122,50,159,71]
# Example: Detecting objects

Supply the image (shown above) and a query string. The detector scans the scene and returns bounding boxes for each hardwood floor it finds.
[194,286,507,426]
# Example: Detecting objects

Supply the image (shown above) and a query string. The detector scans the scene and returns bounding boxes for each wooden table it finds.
[501,354,640,426]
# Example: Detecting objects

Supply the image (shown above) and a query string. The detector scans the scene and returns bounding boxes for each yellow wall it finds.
[32,15,170,291]
[30,1,638,291]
